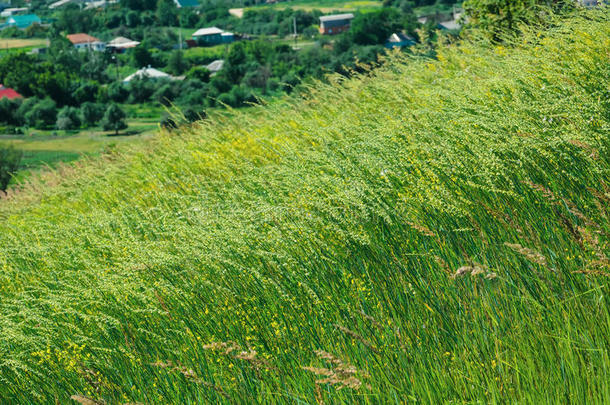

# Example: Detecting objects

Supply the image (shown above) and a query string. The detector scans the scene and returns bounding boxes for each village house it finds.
[49,0,82,9]
[123,67,174,83]
[192,27,223,45]
[0,7,28,17]
[578,0,603,5]
[67,33,106,51]
[2,14,40,29]
[192,27,234,46]
[84,0,115,10]
[318,13,354,35]
[221,32,234,44]
[0,84,22,100]
[173,0,199,7]
[107,36,140,52]
[438,19,461,31]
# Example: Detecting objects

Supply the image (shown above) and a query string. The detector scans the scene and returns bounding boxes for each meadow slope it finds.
[0,10,609,403]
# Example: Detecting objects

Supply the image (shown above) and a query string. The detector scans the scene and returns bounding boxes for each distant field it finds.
[0,38,47,50]
[246,0,381,13]
[244,0,462,15]
[0,114,159,186]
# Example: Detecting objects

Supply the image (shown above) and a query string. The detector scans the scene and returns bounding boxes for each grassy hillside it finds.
[0,9,609,403]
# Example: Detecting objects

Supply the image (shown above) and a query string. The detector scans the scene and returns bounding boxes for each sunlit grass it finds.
[0,38,48,50]
[0,9,609,404]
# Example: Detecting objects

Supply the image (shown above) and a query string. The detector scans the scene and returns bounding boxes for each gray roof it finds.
[108,36,140,48]
[319,13,354,23]
[123,67,171,82]
[192,27,224,37]
[205,59,224,73]
[439,19,461,30]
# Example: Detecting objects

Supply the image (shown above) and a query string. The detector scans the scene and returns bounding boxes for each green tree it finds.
[126,10,141,27]
[101,104,128,135]
[0,145,22,192]
[0,98,23,126]
[156,0,178,26]
[185,66,211,83]
[463,0,573,40]
[132,46,154,68]
[73,82,100,104]
[167,50,187,75]
[56,106,81,131]
[350,8,404,45]
[0,53,38,97]
[24,98,57,129]
[153,83,177,106]
[81,102,105,126]
[225,42,247,83]
[107,83,129,103]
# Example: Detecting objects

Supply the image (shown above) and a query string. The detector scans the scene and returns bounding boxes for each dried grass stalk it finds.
[302,350,371,391]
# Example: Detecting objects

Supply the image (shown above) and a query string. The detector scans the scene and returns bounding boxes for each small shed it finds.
[319,13,354,35]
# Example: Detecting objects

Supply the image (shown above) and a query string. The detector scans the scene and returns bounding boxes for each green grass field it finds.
[246,0,381,13]
[0,38,48,50]
[0,9,609,404]
[0,112,160,186]
[244,0,461,15]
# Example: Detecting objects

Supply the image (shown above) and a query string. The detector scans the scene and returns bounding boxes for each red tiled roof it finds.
[0,85,22,100]
[66,33,101,44]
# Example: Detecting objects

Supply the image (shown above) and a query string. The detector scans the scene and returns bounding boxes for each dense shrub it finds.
[101,103,128,135]
[80,102,105,126]
[0,98,23,126]
[56,106,81,131]
[185,66,211,83]
[127,77,156,104]
[107,82,130,103]
[24,98,57,129]
[0,145,22,191]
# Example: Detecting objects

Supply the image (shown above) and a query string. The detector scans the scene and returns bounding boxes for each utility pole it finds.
[112,55,119,82]
[178,14,183,50]
[293,17,297,49]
